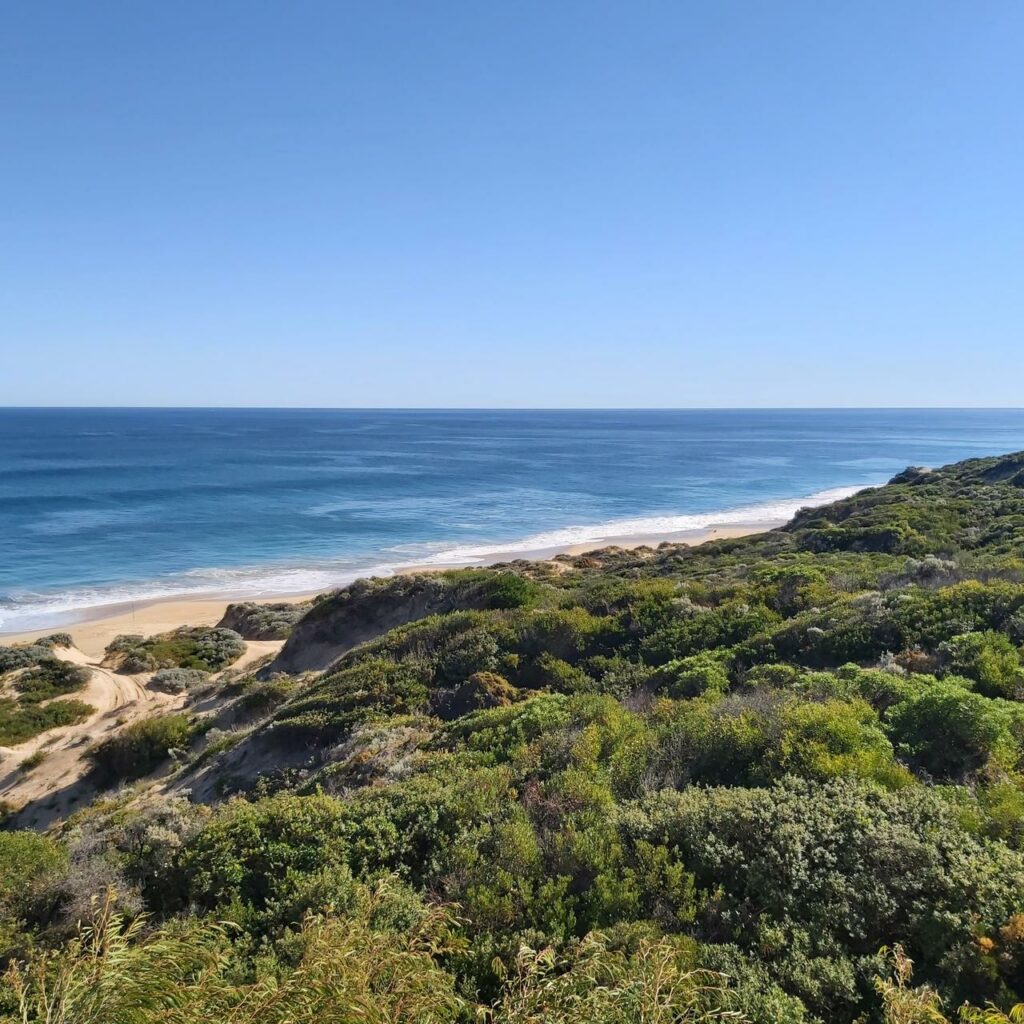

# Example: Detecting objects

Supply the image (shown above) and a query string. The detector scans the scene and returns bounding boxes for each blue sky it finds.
[2,2,1022,407]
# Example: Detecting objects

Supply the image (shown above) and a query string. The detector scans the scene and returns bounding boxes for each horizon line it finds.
[2,405,1023,413]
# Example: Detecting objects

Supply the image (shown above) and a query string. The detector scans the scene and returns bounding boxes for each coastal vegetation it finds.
[87,713,200,783]
[217,600,314,640]
[104,626,245,673]
[148,667,210,694]
[6,451,1024,1020]
[0,643,92,746]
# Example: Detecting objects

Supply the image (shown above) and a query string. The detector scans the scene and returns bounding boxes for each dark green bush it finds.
[481,572,541,609]
[0,697,93,746]
[88,714,199,781]
[886,681,1015,780]
[941,630,1023,698]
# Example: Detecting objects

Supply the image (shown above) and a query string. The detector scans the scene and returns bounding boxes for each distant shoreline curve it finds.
[0,519,786,654]
[0,481,871,641]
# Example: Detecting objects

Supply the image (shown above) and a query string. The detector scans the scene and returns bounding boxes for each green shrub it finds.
[886,682,1015,780]
[149,667,209,694]
[239,676,297,714]
[11,657,90,703]
[656,651,732,698]
[651,691,909,789]
[105,628,245,673]
[636,778,1024,1018]
[0,697,93,746]
[88,714,199,782]
[433,671,520,720]
[481,572,541,610]
[941,630,1023,698]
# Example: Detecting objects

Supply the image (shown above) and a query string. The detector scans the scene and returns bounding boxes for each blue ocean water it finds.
[2,408,1024,632]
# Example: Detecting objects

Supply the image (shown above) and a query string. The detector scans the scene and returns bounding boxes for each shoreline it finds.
[0,520,778,655]
[393,520,774,572]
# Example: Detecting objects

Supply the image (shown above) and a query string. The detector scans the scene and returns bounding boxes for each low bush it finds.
[11,658,90,703]
[0,645,51,673]
[106,628,245,673]
[940,630,1023,698]
[17,750,47,772]
[0,698,93,746]
[35,632,73,649]
[149,668,209,694]
[481,572,542,610]
[88,714,199,782]
[239,676,297,714]
[218,601,311,640]
[433,671,521,720]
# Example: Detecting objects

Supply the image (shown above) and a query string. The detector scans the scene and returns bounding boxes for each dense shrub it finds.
[633,778,1024,1017]
[433,671,521,720]
[88,714,198,782]
[149,667,209,694]
[105,628,245,673]
[272,658,431,741]
[941,630,1023,698]
[655,651,732,698]
[0,697,93,746]
[0,644,55,673]
[12,450,1024,1022]
[481,572,542,609]
[886,682,1015,780]
[649,691,910,789]
[11,657,90,703]
[218,601,310,640]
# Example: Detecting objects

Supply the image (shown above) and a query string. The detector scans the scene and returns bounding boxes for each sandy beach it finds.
[0,594,319,660]
[1,520,776,655]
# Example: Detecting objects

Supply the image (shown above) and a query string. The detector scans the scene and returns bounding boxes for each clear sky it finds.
[2,2,1022,407]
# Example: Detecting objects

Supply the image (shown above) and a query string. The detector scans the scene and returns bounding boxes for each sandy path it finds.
[0,637,283,828]
[0,644,182,826]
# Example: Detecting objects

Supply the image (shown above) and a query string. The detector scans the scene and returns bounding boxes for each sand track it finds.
[0,646,185,827]
[0,638,283,829]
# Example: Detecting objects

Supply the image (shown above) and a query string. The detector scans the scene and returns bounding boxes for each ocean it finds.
[2,407,1024,632]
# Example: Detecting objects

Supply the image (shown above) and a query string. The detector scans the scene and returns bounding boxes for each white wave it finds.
[406,484,867,565]
[0,483,870,633]
[0,560,398,633]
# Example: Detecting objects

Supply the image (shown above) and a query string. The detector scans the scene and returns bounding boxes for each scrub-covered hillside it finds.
[6,451,1024,1023]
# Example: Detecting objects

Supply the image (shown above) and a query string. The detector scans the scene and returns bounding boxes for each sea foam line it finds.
[404,484,866,564]
[0,482,870,632]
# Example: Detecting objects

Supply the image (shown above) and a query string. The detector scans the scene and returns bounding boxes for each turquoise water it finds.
[2,408,1024,631]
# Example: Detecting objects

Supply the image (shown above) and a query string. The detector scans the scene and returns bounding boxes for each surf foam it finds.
[0,482,869,633]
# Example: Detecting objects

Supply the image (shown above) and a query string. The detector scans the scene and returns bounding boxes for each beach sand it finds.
[1,520,777,655]
[0,594,318,660]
